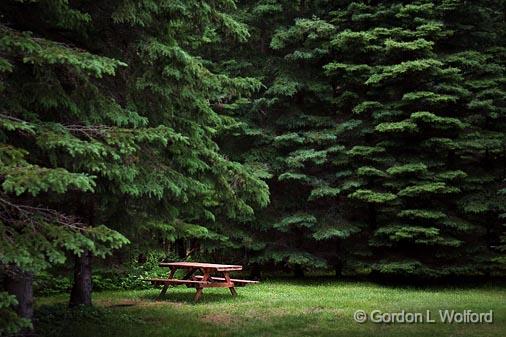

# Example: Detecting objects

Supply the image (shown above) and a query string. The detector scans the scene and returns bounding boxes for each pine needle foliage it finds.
[220,0,506,278]
[0,0,269,332]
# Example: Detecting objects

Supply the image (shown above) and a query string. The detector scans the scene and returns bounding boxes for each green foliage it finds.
[348,190,397,203]
[387,163,428,176]
[375,121,418,133]
[220,0,506,278]
[33,272,71,296]
[347,146,385,157]
[273,214,317,232]
[398,182,460,197]
[33,253,176,296]
[312,225,360,241]
[397,209,446,220]
[308,186,341,201]
[0,292,31,335]
[0,0,270,330]
[356,167,388,178]
[1,165,95,196]
[374,225,441,243]
[0,26,125,77]
[410,111,464,129]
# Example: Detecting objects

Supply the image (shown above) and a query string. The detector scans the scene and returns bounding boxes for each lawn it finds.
[35,278,506,337]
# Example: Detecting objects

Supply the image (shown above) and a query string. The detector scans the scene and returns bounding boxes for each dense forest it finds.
[1,0,505,334]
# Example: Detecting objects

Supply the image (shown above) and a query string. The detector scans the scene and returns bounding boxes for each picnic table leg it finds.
[194,288,203,302]
[156,285,168,301]
[156,267,177,301]
[194,269,210,302]
[223,272,237,297]
[229,287,237,297]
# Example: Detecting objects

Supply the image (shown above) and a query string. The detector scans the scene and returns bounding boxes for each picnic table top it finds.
[159,261,243,271]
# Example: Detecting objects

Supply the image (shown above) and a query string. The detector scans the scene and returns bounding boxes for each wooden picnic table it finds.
[148,262,258,302]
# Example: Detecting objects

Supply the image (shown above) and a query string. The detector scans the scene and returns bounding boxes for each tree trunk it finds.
[293,265,305,278]
[334,240,342,278]
[175,238,186,259]
[69,250,92,307]
[249,263,261,281]
[4,268,33,321]
[69,196,94,307]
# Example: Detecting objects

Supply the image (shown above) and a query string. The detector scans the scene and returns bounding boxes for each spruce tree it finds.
[323,0,506,278]
[219,0,343,274]
[0,0,269,332]
[223,0,505,277]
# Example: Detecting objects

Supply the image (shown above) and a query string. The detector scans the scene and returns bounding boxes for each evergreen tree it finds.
[1,2,132,325]
[220,0,349,275]
[0,0,268,333]
[223,0,506,277]
[323,0,506,278]
[100,0,270,262]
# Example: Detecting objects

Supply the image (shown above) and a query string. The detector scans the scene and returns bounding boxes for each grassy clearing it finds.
[35,278,506,337]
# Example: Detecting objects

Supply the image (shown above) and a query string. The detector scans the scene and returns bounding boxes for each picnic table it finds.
[148,262,258,301]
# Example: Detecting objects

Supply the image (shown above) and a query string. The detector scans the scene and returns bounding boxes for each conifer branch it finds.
[0,194,85,231]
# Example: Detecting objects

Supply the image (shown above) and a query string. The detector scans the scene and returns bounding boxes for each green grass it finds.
[35,278,506,337]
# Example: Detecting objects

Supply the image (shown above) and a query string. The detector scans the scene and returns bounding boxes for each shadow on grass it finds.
[260,275,506,291]
[138,287,238,304]
[34,302,319,337]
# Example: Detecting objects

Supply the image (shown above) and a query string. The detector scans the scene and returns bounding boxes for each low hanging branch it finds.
[0,194,85,231]
[62,124,112,139]
[0,112,109,138]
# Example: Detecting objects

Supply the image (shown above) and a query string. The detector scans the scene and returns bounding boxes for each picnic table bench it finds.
[147,262,259,301]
